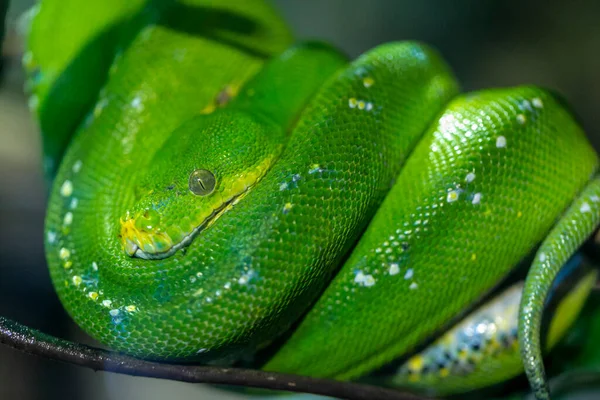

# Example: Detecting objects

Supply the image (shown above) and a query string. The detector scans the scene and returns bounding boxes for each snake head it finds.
[119,110,280,259]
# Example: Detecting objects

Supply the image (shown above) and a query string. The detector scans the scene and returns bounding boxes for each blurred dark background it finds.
[1,0,600,399]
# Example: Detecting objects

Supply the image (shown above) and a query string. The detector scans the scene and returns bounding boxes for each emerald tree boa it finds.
[19,1,600,398]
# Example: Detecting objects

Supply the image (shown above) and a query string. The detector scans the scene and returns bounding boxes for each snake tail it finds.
[519,176,600,400]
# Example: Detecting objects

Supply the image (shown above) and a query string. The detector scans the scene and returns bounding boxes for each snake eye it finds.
[189,169,216,196]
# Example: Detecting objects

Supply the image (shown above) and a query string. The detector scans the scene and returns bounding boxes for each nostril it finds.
[135,208,161,231]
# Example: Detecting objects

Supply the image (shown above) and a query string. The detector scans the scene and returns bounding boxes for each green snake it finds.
[22,0,600,398]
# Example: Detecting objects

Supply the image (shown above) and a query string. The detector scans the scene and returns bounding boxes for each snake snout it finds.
[119,208,178,259]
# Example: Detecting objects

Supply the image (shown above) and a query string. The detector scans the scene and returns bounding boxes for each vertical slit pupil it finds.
[189,169,216,196]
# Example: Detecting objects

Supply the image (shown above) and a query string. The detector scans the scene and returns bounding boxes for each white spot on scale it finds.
[131,96,143,110]
[496,136,507,148]
[363,275,376,287]
[409,282,418,290]
[72,160,83,173]
[354,271,375,287]
[109,309,120,317]
[63,212,73,226]
[60,180,73,197]
[59,248,71,260]
[363,77,374,88]
[580,202,592,213]
[238,275,249,285]
[516,114,527,125]
[69,198,78,210]
[72,276,82,286]
[238,271,255,285]
[476,322,487,334]
[520,100,533,112]
[472,193,482,205]
[102,300,112,308]
[539,253,547,262]
[354,271,366,284]
[532,98,544,109]
[591,195,600,203]
[92,262,98,271]
[447,190,459,203]
[389,263,400,275]
[47,231,57,244]
[279,182,288,191]
[404,268,414,280]
[197,348,208,354]
[466,172,476,183]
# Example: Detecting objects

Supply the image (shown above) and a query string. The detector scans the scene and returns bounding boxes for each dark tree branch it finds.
[0,316,430,400]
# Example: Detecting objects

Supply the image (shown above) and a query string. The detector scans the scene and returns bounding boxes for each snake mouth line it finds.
[122,154,278,260]
[126,190,250,261]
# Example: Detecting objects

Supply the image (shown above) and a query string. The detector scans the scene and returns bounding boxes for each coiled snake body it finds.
[24,1,600,398]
